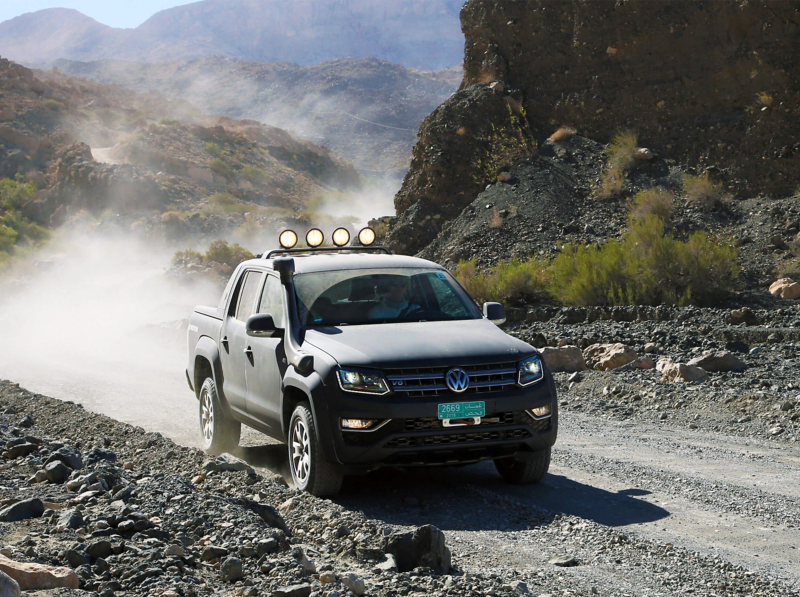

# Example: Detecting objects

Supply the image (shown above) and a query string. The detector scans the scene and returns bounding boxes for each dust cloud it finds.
[0,229,221,446]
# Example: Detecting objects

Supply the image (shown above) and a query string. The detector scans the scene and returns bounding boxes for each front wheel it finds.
[494,447,551,484]
[199,377,241,454]
[288,403,343,496]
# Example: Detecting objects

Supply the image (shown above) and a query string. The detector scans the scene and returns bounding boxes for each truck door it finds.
[219,269,264,415]
[245,274,287,431]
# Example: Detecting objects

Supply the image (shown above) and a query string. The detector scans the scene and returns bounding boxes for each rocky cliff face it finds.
[389,0,800,255]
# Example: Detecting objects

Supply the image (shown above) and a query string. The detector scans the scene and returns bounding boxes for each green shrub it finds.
[0,179,35,210]
[202,193,246,216]
[453,257,549,307]
[173,241,254,270]
[203,142,221,157]
[596,130,638,199]
[682,172,724,209]
[473,105,537,183]
[205,240,254,268]
[208,158,233,180]
[629,187,674,224]
[549,215,738,306]
[0,179,48,267]
[240,165,268,184]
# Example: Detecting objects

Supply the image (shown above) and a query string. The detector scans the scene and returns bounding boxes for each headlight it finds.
[337,368,390,395]
[517,355,544,386]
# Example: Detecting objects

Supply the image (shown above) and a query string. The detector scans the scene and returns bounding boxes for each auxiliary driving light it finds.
[332,227,351,247]
[341,418,378,430]
[531,404,552,418]
[358,227,376,246]
[279,229,298,249]
[306,228,324,247]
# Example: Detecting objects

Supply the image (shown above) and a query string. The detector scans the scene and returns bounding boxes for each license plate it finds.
[438,401,485,420]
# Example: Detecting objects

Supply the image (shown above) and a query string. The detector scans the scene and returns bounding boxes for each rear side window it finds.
[258,275,285,328]
[235,271,264,322]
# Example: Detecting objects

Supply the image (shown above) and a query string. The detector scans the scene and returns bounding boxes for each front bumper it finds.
[316,372,558,472]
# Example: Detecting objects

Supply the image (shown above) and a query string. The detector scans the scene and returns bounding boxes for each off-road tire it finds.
[199,377,241,455]
[494,447,551,484]
[288,402,343,496]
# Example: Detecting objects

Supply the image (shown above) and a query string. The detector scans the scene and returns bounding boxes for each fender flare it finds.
[282,369,337,463]
[194,336,235,418]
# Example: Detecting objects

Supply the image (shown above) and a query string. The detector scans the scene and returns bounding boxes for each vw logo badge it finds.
[445,368,470,393]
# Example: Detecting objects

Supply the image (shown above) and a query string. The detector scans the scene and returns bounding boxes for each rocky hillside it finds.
[0,56,361,265]
[0,0,464,69]
[54,56,462,179]
[388,0,800,258]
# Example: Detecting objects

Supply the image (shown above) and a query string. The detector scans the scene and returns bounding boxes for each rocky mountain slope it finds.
[388,0,800,256]
[0,0,464,70]
[0,56,361,264]
[53,56,462,179]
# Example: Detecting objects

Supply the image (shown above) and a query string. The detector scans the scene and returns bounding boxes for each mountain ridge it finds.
[0,0,465,69]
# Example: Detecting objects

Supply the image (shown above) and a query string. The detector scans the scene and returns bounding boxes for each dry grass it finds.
[756,91,774,107]
[682,172,724,209]
[596,130,638,199]
[547,126,576,143]
[629,188,674,224]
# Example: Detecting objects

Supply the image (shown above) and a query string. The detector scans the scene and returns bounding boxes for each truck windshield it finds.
[293,268,482,326]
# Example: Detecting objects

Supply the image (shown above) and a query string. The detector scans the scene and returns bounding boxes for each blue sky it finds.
[0,1,196,29]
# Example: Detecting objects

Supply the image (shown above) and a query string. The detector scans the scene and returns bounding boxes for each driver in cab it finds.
[369,277,419,320]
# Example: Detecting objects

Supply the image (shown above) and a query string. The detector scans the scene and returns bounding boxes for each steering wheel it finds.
[399,308,452,322]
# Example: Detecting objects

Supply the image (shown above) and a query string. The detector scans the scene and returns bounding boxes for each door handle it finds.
[221,335,229,351]
[244,346,253,356]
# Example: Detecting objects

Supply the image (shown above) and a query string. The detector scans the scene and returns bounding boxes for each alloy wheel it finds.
[291,418,311,485]
[200,389,214,442]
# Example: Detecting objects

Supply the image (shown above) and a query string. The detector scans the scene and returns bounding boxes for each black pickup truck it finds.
[186,244,558,496]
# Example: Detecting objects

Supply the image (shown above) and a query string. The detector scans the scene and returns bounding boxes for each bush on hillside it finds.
[596,130,638,199]
[549,215,738,306]
[682,171,724,209]
[629,187,674,224]
[453,257,550,307]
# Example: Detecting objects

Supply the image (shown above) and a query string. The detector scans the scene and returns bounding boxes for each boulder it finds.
[583,343,637,370]
[0,555,78,590]
[84,448,116,466]
[342,572,366,596]
[215,453,250,472]
[56,509,84,530]
[687,350,746,372]
[0,499,44,522]
[540,346,588,373]
[45,446,83,470]
[44,461,71,484]
[219,557,242,582]
[729,308,760,326]
[630,357,656,370]
[769,278,800,299]
[86,540,113,560]
[273,584,312,597]
[383,524,451,574]
[657,359,709,383]
[4,443,37,459]
[0,570,19,597]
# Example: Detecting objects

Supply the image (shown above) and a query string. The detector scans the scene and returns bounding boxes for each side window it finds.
[235,271,264,322]
[258,275,285,328]
[427,274,470,317]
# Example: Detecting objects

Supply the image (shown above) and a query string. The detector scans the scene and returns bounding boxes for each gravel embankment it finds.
[1,377,799,596]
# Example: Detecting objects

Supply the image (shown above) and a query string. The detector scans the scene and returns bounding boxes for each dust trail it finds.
[0,229,221,446]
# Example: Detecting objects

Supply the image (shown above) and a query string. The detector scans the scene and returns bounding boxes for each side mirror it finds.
[246,313,280,337]
[483,302,506,325]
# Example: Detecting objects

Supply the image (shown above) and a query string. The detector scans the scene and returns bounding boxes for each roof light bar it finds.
[279,229,298,249]
[332,227,351,247]
[306,228,324,248]
[358,227,376,246]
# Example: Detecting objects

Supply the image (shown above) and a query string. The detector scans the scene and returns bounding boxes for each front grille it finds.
[385,428,530,448]
[385,362,517,397]
[341,410,551,447]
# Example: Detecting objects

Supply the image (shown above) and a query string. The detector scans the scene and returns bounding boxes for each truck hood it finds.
[302,319,535,369]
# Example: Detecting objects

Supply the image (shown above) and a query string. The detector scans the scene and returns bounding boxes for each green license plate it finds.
[438,401,485,420]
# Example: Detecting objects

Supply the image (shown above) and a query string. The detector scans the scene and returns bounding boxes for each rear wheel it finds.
[494,447,551,484]
[199,377,240,455]
[288,402,343,496]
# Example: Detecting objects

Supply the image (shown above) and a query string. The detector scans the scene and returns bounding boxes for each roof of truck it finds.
[243,251,444,274]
